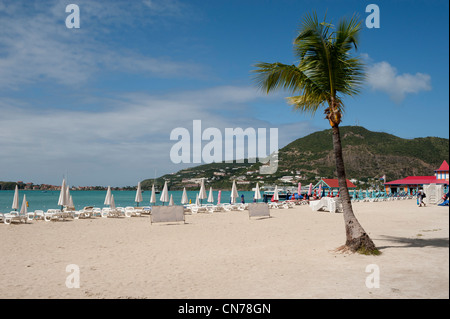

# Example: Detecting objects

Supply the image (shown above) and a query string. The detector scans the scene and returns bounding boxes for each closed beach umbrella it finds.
[307,183,313,196]
[217,190,221,205]
[254,183,261,202]
[20,194,27,216]
[104,186,112,206]
[231,180,239,204]
[198,178,207,205]
[207,187,214,203]
[195,193,200,206]
[169,194,174,206]
[160,181,169,205]
[297,182,302,197]
[69,195,74,208]
[65,185,72,208]
[12,185,19,211]
[318,185,322,198]
[135,182,143,206]
[110,194,116,209]
[273,185,279,201]
[150,184,156,205]
[58,179,68,208]
[181,187,188,205]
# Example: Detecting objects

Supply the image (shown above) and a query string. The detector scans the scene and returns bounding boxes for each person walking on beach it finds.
[417,189,426,207]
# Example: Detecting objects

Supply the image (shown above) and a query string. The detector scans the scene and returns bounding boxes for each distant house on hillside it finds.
[384,160,449,194]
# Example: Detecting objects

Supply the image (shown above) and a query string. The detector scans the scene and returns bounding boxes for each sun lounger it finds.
[44,209,74,222]
[101,207,124,218]
[122,206,143,217]
[33,210,45,220]
[76,206,94,219]
[3,211,29,224]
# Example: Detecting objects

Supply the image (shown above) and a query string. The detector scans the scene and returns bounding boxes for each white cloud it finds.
[0,0,202,89]
[0,86,316,186]
[366,60,432,103]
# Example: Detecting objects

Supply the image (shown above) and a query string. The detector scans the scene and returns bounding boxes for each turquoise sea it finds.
[0,189,260,213]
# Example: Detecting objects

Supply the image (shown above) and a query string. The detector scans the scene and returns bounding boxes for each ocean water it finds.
[0,189,260,213]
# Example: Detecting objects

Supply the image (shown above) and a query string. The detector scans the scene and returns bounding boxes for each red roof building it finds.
[315,178,356,189]
[384,160,449,194]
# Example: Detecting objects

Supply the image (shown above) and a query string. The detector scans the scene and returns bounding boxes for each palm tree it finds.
[253,12,378,254]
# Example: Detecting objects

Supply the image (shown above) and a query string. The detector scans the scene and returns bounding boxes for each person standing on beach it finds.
[417,189,426,207]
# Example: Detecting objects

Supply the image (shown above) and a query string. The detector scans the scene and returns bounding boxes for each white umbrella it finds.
[104,186,112,206]
[65,185,71,208]
[198,178,207,205]
[12,185,19,211]
[195,193,200,206]
[135,182,143,206]
[69,195,74,208]
[110,194,116,209]
[254,182,261,202]
[230,180,239,204]
[160,181,169,205]
[169,194,174,206]
[181,187,188,205]
[207,187,214,203]
[20,194,27,216]
[150,184,156,205]
[273,185,279,201]
[58,179,68,208]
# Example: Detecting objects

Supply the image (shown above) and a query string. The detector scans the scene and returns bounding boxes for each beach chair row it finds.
[0,206,151,224]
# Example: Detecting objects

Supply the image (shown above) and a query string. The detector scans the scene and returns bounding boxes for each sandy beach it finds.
[0,199,448,299]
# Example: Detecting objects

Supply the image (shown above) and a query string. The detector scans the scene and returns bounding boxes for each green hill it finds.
[142,126,449,191]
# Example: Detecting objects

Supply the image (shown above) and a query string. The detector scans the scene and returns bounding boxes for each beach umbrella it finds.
[207,187,214,203]
[273,185,279,201]
[297,182,302,196]
[69,195,74,208]
[217,190,222,205]
[195,193,200,206]
[307,183,313,196]
[20,194,27,217]
[12,185,19,211]
[230,180,239,204]
[254,183,261,202]
[110,194,116,209]
[104,186,112,206]
[198,178,207,205]
[160,181,169,205]
[169,194,174,206]
[135,182,143,207]
[150,184,156,205]
[65,185,72,208]
[58,179,68,209]
[318,185,322,198]
[181,187,188,205]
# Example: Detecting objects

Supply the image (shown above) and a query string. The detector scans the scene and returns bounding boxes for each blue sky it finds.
[0,0,448,186]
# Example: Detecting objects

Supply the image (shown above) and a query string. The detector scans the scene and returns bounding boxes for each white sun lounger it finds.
[101,207,125,218]
[3,211,30,224]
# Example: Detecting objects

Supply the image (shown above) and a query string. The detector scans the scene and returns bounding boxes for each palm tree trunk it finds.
[331,125,378,253]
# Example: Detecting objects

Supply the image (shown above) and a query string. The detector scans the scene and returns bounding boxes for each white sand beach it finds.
[0,199,448,299]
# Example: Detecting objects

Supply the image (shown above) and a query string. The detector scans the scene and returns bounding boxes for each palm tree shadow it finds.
[375,235,449,250]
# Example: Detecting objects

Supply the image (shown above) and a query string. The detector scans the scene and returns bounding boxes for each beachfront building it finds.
[314,178,357,196]
[384,160,449,195]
